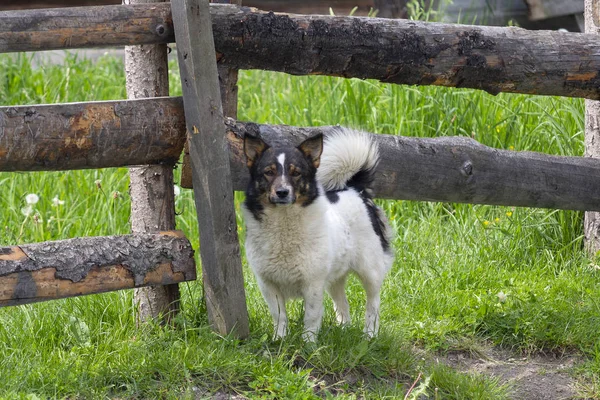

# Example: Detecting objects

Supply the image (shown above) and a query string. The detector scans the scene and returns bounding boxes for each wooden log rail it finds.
[1,4,600,99]
[2,98,600,212]
[0,231,196,307]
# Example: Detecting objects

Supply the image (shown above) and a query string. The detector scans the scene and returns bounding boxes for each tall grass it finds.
[0,50,598,398]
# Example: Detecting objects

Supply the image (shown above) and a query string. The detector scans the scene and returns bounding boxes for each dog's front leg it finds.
[258,280,288,339]
[302,285,325,342]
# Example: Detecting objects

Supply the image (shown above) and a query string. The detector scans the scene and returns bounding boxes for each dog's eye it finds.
[264,169,275,177]
[290,170,301,177]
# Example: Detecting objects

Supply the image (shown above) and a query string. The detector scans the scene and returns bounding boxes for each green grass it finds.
[0,51,599,399]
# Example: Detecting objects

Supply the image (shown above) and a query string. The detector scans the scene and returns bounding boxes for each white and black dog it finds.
[242,128,394,341]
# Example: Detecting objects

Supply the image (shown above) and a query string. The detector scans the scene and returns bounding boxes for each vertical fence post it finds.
[123,0,181,323]
[584,0,600,255]
[180,0,241,188]
[172,0,250,338]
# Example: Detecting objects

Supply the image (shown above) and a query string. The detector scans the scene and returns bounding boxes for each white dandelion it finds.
[25,193,39,205]
[52,196,65,207]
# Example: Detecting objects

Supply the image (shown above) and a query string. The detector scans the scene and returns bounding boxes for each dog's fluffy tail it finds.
[317,127,380,193]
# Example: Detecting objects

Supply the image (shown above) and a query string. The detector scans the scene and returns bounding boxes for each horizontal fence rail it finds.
[0,231,196,307]
[1,4,600,99]
[0,98,186,171]
[2,98,600,211]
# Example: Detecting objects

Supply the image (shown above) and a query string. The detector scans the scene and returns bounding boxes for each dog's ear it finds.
[244,134,269,168]
[298,133,323,169]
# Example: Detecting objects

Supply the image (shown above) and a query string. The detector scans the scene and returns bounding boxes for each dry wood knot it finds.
[155,24,167,37]
[461,161,473,177]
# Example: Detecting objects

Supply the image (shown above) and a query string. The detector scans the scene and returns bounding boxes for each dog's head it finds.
[243,134,323,208]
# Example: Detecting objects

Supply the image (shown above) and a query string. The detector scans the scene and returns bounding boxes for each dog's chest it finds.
[244,206,330,286]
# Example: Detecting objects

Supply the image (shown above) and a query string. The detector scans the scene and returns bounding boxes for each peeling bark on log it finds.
[0,231,196,307]
[3,4,600,99]
[123,0,181,324]
[0,98,186,172]
[172,0,249,338]
[1,97,599,212]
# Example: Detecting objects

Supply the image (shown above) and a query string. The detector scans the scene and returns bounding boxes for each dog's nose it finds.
[276,188,289,199]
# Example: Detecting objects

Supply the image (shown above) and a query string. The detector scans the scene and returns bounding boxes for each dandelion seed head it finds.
[173,185,181,197]
[21,205,33,217]
[25,193,39,205]
[52,196,65,207]
[497,291,507,303]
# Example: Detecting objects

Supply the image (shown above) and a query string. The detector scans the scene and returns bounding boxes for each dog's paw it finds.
[302,330,317,343]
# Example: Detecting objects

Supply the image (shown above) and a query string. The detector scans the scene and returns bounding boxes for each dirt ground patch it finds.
[439,346,580,400]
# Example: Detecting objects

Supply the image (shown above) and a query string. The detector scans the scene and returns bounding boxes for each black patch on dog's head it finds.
[243,134,323,219]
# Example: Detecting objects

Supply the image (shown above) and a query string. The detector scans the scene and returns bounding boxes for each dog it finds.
[242,127,394,341]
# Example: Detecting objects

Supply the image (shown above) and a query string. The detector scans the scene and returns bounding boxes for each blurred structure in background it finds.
[0,0,584,30]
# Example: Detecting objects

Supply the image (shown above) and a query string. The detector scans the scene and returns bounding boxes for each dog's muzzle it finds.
[270,187,295,205]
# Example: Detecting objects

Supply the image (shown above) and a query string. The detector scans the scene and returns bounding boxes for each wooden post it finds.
[123,0,181,323]
[171,0,250,337]
[584,0,600,255]
[180,0,242,189]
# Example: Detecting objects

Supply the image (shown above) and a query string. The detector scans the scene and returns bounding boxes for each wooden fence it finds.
[1,1,599,337]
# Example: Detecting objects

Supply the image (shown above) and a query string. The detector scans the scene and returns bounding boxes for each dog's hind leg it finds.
[327,277,350,325]
[356,268,384,338]
[302,284,326,342]
[258,280,288,339]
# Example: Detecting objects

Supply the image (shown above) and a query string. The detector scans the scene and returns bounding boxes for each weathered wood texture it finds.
[0,231,196,307]
[240,0,373,15]
[0,98,186,172]
[3,4,600,99]
[224,120,600,211]
[584,0,600,255]
[2,97,600,211]
[172,0,249,337]
[0,0,373,14]
[0,4,173,52]
[180,0,243,189]
[124,0,181,324]
[526,0,584,21]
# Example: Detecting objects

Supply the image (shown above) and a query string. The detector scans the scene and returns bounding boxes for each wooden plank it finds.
[3,4,600,99]
[0,231,196,307]
[209,5,600,99]
[526,0,584,21]
[0,0,373,13]
[0,4,174,52]
[3,97,600,212]
[172,0,249,338]
[180,0,242,189]
[0,98,186,172]
[0,3,600,99]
